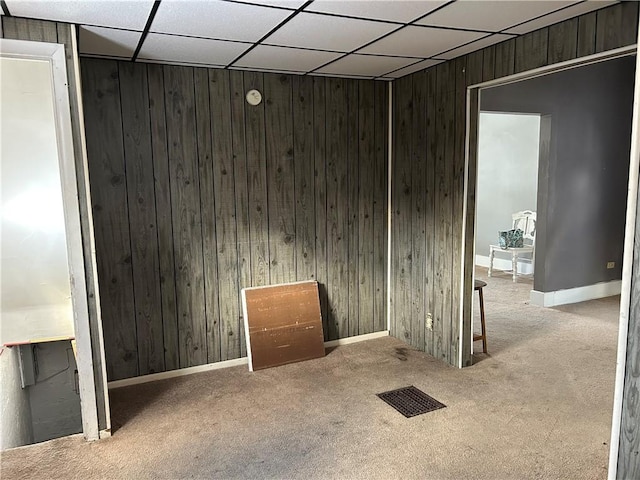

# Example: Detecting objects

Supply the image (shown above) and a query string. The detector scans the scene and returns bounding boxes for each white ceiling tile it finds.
[138,33,250,66]
[380,58,443,78]
[359,25,485,57]
[265,12,397,52]
[437,33,514,60]
[5,0,154,30]
[504,1,619,34]
[151,0,293,42]
[316,54,419,77]
[79,26,141,58]
[306,0,448,23]
[416,0,579,32]
[234,44,342,71]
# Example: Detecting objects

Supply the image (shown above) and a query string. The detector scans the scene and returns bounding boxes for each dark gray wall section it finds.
[481,56,635,291]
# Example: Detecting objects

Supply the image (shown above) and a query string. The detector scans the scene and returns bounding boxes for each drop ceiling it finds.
[2,0,619,80]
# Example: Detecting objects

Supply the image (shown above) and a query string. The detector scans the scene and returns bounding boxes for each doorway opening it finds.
[463,46,637,478]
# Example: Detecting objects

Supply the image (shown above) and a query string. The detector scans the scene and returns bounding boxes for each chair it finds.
[474,279,488,354]
[488,210,536,283]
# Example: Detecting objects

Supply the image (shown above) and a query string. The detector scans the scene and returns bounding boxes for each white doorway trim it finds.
[0,38,100,441]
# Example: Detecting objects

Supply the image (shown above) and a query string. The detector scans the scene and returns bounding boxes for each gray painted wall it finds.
[28,341,82,443]
[481,56,635,292]
[476,112,540,258]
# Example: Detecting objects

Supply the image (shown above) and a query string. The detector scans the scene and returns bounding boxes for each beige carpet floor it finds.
[0,269,621,479]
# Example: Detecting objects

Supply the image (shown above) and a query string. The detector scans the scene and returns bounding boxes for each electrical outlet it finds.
[607,261,615,269]
[426,313,433,331]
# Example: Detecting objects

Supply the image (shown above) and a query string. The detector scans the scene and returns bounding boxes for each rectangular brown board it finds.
[242,280,325,371]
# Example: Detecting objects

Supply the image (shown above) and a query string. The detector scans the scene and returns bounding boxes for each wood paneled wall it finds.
[391,1,639,366]
[80,59,388,381]
[1,16,108,433]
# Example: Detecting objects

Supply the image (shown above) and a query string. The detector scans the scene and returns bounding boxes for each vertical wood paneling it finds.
[293,76,317,281]
[596,2,639,53]
[2,16,57,42]
[515,28,549,73]
[482,46,495,82]
[494,38,516,79]
[347,80,360,337]
[424,69,437,355]
[265,74,296,285]
[81,59,138,380]
[619,201,640,478]
[164,66,207,368]
[442,62,456,364]
[451,56,467,365]
[119,62,164,375]
[147,64,180,371]
[577,12,597,57]
[467,51,484,87]
[411,70,427,351]
[243,71,270,288]
[358,80,375,335]
[326,77,349,340]
[83,60,387,380]
[314,78,329,336]
[393,75,413,343]
[548,18,578,64]
[229,71,251,357]
[373,81,388,334]
[209,69,240,362]
[193,68,221,364]
[431,62,445,359]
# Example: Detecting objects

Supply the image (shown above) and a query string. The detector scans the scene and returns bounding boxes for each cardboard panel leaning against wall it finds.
[80,59,389,382]
[390,1,639,368]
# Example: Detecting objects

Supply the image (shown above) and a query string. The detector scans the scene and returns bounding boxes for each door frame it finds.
[0,38,104,441]
[460,44,638,477]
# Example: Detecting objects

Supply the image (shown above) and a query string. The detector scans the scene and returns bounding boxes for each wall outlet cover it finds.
[607,261,615,269]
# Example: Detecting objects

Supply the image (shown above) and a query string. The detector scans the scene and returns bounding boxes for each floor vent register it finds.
[377,386,446,418]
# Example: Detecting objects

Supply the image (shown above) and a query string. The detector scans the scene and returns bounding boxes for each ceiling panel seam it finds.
[225,0,314,68]
[131,0,161,61]
[305,0,458,75]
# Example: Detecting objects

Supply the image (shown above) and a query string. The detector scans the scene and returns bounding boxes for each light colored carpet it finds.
[0,270,620,479]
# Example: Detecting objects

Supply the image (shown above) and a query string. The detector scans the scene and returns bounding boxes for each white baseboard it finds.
[108,330,390,389]
[324,330,389,347]
[530,280,622,307]
[476,254,534,275]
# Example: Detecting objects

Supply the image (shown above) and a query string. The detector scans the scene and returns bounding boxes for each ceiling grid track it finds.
[2,0,619,80]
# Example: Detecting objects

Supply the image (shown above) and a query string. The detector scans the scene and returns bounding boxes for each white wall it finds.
[475,112,540,268]
[0,348,33,450]
[1,57,73,331]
